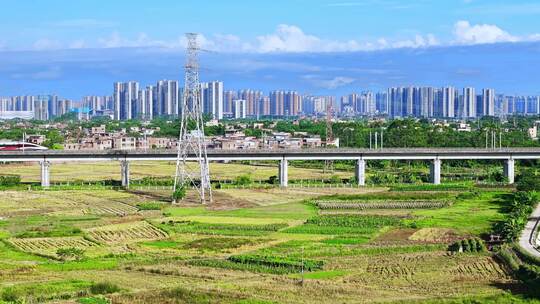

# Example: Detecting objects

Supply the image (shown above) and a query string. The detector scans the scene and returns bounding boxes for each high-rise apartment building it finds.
[388,87,403,118]
[232,99,246,119]
[201,81,223,120]
[238,89,262,117]
[114,81,139,120]
[463,87,476,118]
[270,91,285,116]
[481,88,495,116]
[223,90,237,115]
[155,80,180,117]
[375,92,388,114]
[259,96,270,116]
[442,86,456,118]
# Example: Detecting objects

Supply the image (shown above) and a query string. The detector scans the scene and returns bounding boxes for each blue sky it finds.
[0,0,539,98]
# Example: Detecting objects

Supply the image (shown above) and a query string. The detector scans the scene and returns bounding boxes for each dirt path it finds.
[518,202,540,258]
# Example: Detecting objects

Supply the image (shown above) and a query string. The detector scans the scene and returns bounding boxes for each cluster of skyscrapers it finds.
[2,82,540,121]
[94,80,306,121]
[0,95,73,120]
[342,87,540,118]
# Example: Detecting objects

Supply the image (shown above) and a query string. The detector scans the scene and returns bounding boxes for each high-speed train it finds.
[0,141,48,151]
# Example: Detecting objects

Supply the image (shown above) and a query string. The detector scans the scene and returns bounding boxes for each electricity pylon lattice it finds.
[173,33,212,204]
[324,101,334,173]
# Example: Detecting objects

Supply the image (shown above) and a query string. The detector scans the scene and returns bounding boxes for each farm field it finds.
[0,161,353,183]
[0,185,538,303]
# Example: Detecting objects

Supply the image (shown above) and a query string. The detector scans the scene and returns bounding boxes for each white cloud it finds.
[256,24,323,52]
[69,39,86,49]
[453,20,518,44]
[303,75,355,89]
[391,34,439,48]
[33,39,63,50]
[253,24,439,53]
[18,22,540,54]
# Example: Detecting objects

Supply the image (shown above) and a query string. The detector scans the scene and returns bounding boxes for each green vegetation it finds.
[159,220,288,236]
[403,191,507,234]
[0,175,21,186]
[0,168,539,303]
[137,202,165,210]
[78,297,110,304]
[183,237,258,251]
[57,247,86,261]
[448,238,487,253]
[235,174,253,185]
[493,191,538,241]
[89,282,120,295]
[0,280,93,303]
[190,255,323,274]
[172,185,186,203]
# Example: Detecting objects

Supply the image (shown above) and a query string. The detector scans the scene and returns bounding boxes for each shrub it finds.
[493,191,538,241]
[516,169,540,192]
[517,264,540,297]
[89,282,120,295]
[461,239,470,252]
[448,242,460,252]
[268,175,279,185]
[1,289,18,302]
[57,247,85,261]
[329,175,341,184]
[448,238,486,253]
[0,175,21,186]
[235,174,252,186]
[172,185,186,203]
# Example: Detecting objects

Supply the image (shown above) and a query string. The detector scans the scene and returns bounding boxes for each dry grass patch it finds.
[8,236,96,255]
[408,228,462,243]
[86,221,167,244]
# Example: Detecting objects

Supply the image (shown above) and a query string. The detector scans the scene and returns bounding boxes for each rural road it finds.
[519,202,540,258]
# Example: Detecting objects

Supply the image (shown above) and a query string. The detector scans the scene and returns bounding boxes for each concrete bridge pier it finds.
[40,161,51,187]
[504,159,515,184]
[430,159,441,185]
[355,159,366,186]
[279,158,288,188]
[120,160,130,188]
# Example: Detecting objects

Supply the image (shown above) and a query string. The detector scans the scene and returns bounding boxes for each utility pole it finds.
[324,102,334,173]
[173,33,212,204]
[381,128,384,149]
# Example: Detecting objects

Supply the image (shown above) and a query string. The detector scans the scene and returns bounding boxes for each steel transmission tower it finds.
[173,33,212,204]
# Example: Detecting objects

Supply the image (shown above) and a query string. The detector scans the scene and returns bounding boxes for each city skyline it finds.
[1,1,540,99]
[4,80,540,121]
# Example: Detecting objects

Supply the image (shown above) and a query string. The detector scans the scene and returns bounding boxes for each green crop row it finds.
[159,221,287,236]
[316,200,450,210]
[318,192,452,201]
[390,184,472,192]
[229,254,323,272]
[305,215,401,228]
